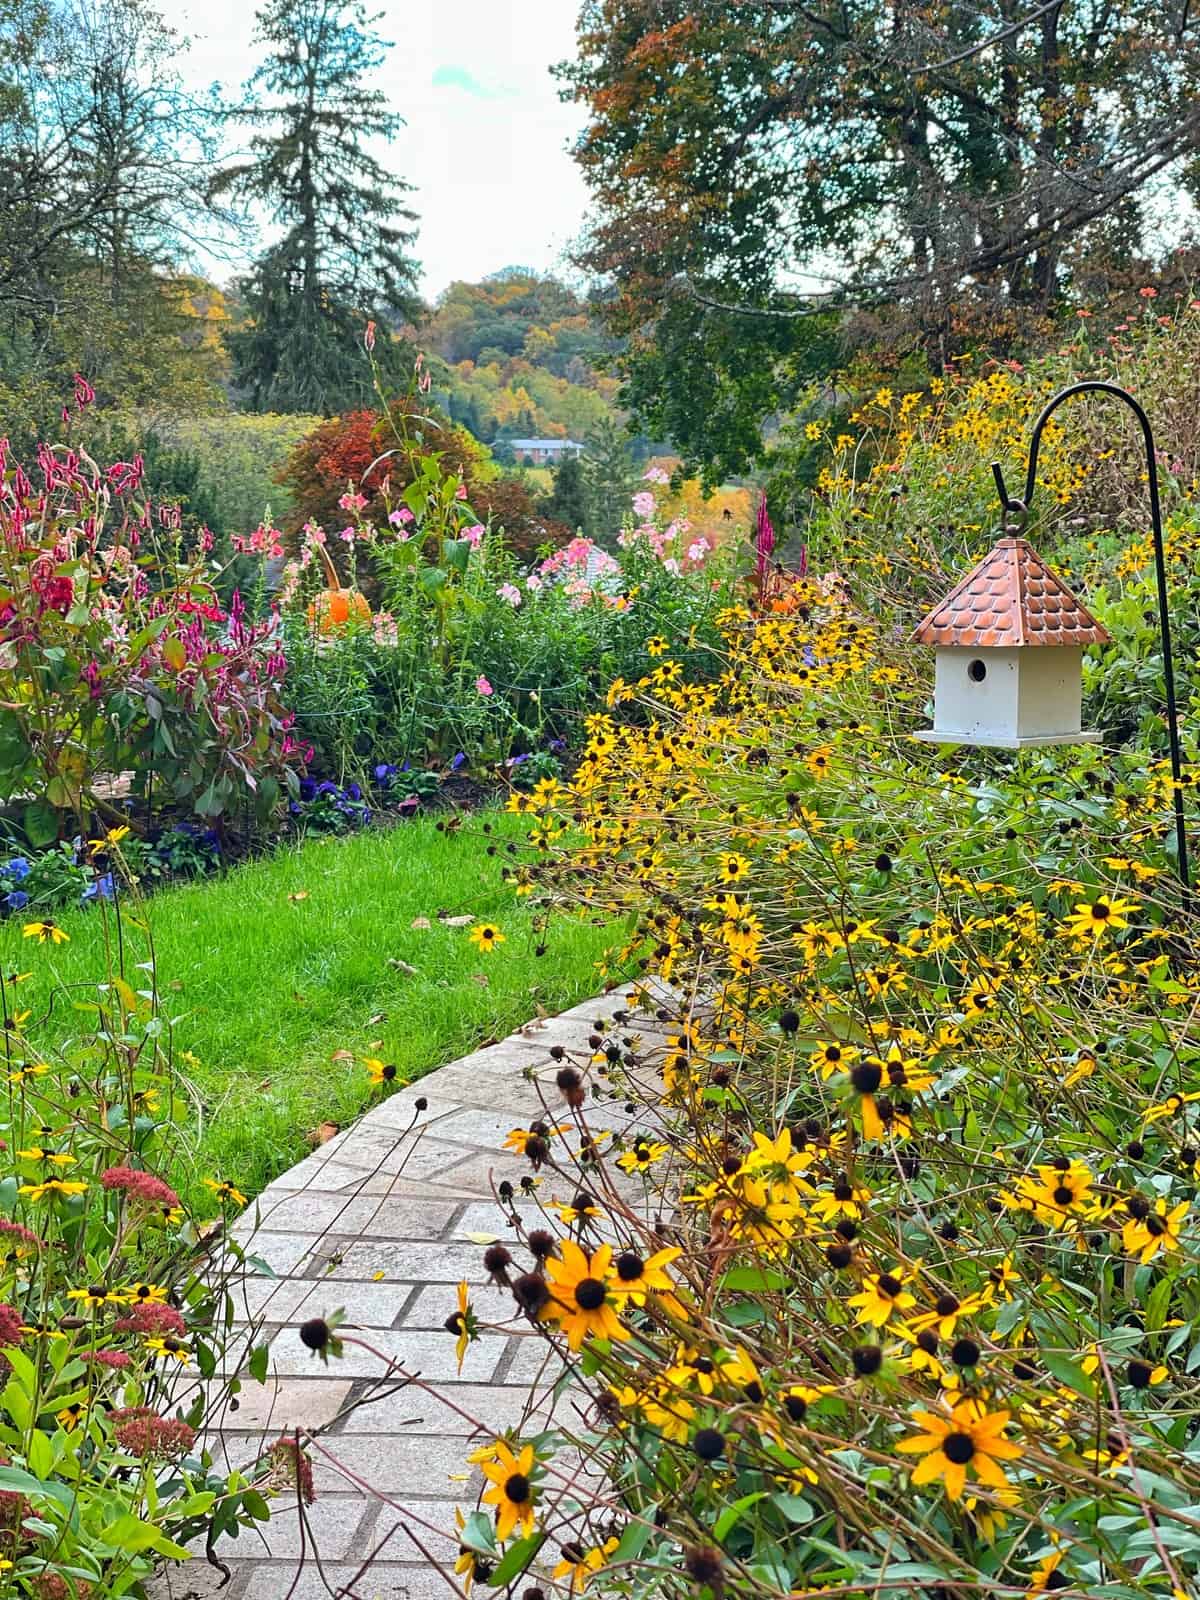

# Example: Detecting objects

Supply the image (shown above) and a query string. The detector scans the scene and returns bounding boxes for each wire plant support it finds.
[989,380,1191,895]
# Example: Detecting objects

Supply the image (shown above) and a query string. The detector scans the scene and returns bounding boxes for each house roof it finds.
[507,438,583,450]
[911,537,1110,648]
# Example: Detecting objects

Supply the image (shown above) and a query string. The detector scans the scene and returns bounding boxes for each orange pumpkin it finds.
[306,543,372,635]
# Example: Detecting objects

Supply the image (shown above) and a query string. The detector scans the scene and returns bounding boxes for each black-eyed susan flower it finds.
[67,1285,128,1310]
[144,1335,191,1366]
[478,1439,538,1541]
[363,1057,399,1087]
[18,1178,87,1202]
[56,1399,88,1431]
[895,1396,1022,1500]
[444,1280,478,1373]
[22,920,69,945]
[553,1536,619,1593]
[848,1263,918,1328]
[608,1244,681,1305]
[1122,1197,1188,1264]
[543,1240,628,1350]
[468,923,505,953]
[616,1138,667,1175]
[203,1178,248,1208]
[1061,896,1134,941]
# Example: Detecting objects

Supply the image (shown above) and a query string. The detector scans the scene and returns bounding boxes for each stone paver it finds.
[152,988,670,1600]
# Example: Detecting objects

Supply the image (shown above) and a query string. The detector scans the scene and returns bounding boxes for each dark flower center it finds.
[1052,1184,1075,1206]
[574,1277,608,1311]
[935,1293,959,1316]
[616,1252,644,1281]
[878,1273,903,1297]
[943,1431,975,1465]
[504,1473,530,1504]
[851,1062,883,1094]
[1145,1213,1166,1236]
[1092,901,1110,919]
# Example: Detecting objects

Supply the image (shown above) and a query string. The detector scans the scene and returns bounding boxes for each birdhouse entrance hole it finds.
[967,659,987,682]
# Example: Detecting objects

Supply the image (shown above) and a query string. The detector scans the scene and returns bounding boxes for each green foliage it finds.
[0,895,274,1592]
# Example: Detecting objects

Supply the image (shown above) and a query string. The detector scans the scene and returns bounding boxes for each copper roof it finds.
[911,537,1110,648]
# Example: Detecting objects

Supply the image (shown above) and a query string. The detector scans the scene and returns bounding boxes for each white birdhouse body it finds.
[912,538,1109,750]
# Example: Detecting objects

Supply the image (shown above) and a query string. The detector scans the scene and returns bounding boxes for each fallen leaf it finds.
[387,958,417,976]
[306,1122,339,1146]
[372,1270,386,1282]
[410,917,431,931]
[464,1231,500,1244]
[470,973,490,987]
[368,1012,387,1025]
[288,891,309,903]
[331,1049,355,1063]
[440,914,474,928]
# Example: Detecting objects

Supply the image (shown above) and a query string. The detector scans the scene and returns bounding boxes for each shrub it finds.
[418,580,1200,1598]
[0,427,304,842]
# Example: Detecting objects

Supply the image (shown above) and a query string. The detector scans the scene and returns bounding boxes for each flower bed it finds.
[427,578,1200,1598]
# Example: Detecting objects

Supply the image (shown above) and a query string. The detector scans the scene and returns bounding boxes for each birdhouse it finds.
[911,536,1109,748]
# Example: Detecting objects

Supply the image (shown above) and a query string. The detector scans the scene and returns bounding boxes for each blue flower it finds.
[374,763,396,786]
[346,782,362,802]
[298,778,317,802]
[5,857,30,881]
[450,752,466,772]
[4,889,28,910]
[82,873,115,903]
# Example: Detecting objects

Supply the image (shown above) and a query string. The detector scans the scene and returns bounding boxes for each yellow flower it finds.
[479,1439,537,1542]
[203,1178,248,1207]
[16,1147,75,1167]
[363,1057,399,1087]
[144,1335,191,1365]
[67,1285,127,1309]
[553,1536,620,1593]
[895,1397,1022,1500]
[468,923,505,953]
[446,1280,476,1373]
[543,1240,629,1350]
[23,920,69,945]
[19,1178,87,1201]
[1122,1198,1188,1264]
[1061,896,1134,941]
[125,1281,169,1304]
[56,1400,88,1432]
[616,1139,668,1175]
[645,636,668,656]
[848,1265,917,1328]
[88,825,130,855]
[805,745,834,779]
[608,1244,681,1305]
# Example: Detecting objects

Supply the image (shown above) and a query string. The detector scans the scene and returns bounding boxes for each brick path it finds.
[153,992,660,1600]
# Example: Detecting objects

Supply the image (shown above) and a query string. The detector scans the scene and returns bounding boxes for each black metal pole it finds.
[990,380,1190,897]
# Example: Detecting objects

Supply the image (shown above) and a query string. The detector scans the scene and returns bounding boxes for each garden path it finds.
[152,989,666,1600]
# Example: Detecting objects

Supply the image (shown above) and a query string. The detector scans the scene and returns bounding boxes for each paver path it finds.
[153,990,665,1600]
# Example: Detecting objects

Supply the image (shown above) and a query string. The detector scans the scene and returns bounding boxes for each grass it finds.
[7,810,615,1202]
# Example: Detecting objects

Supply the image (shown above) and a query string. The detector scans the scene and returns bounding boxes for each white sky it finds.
[161,0,592,304]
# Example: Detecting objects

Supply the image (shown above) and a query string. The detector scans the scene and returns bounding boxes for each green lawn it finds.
[8,811,613,1201]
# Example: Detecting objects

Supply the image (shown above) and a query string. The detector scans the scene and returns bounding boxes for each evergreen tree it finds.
[583,415,639,548]
[214,0,421,413]
[541,453,589,535]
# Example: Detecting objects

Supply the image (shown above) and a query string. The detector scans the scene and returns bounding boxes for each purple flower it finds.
[5,857,30,881]
[5,889,28,910]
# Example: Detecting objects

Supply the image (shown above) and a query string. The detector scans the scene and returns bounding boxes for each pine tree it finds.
[542,453,589,535]
[215,0,421,413]
[583,415,639,549]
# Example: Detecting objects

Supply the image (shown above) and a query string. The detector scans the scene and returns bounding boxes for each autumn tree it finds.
[560,0,1200,479]
[215,0,421,414]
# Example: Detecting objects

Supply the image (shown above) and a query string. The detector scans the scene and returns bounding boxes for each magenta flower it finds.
[475,675,494,697]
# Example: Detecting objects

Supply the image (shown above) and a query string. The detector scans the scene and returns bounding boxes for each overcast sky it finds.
[161,0,592,304]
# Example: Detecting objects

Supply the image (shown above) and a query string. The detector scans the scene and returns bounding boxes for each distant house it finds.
[507,438,585,466]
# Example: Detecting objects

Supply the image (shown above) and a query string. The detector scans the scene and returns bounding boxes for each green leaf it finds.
[713,1490,767,1541]
[611,1514,655,1564]
[487,1531,545,1587]
[419,566,448,595]
[1041,1351,1096,1398]
[26,1429,54,1480]
[771,1493,816,1524]
[240,1489,271,1522]
[248,1343,270,1384]
[22,799,58,847]
[98,1513,190,1558]
[718,1265,788,1293]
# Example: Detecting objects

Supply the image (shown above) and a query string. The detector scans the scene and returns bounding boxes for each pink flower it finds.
[101,1166,181,1210]
[114,1302,186,1338]
[687,537,711,563]
[632,490,656,519]
[338,491,367,513]
[389,507,414,526]
[525,574,543,592]
[461,524,484,548]
[363,320,377,351]
[642,465,669,484]
[112,1406,196,1459]
[455,482,468,500]
[497,583,522,608]
[339,526,355,543]
[475,675,494,697]
[1138,286,1158,298]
